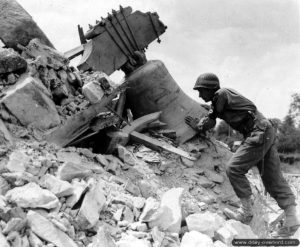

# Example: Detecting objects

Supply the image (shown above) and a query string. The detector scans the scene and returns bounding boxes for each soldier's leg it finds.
[224,126,275,223]
[257,127,299,237]
[257,144,296,209]
[226,129,273,198]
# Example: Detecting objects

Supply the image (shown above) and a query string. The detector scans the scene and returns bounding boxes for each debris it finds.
[6,150,30,172]
[27,210,78,247]
[148,188,185,233]
[40,174,74,197]
[65,180,88,208]
[2,217,27,235]
[213,240,228,247]
[107,112,162,152]
[76,179,106,229]
[204,169,225,184]
[0,231,10,246]
[180,157,195,167]
[0,176,10,195]
[6,182,59,209]
[116,234,151,247]
[46,77,130,147]
[214,219,257,245]
[1,75,61,130]
[57,162,103,181]
[117,145,136,166]
[20,39,67,69]
[0,118,14,146]
[130,131,196,161]
[0,48,27,75]
[82,80,104,104]
[89,226,117,247]
[180,231,214,247]
[186,212,225,237]
[57,151,83,164]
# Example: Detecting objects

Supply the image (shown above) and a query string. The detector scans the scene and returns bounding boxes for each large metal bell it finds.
[125,60,207,143]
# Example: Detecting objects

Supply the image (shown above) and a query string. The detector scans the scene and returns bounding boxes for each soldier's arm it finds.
[197,90,228,132]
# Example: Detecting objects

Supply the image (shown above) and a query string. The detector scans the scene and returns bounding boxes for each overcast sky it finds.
[18,0,300,120]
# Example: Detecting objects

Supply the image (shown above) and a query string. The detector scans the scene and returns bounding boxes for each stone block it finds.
[27,211,77,247]
[180,231,214,247]
[139,197,160,222]
[148,188,185,233]
[116,234,151,247]
[40,174,74,197]
[0,48,27,74]
[214,240,228,247]
[1,76,60,130]
[65,180,88,208]
[215,220,257,245]
[0,231,9,247]
[56,151,82,164]
[6,182,59,209]
[205,170,225,184]
[82,80,104,104]
[76,180,106,229]
[6,150,31,172]
[57,162,103,181]
[0,176,10,195]
[90,226,117,247]
[186,212,225,237]
[117,145,136,166]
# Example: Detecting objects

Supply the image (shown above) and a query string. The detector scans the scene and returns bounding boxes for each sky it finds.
[18,0,300,120]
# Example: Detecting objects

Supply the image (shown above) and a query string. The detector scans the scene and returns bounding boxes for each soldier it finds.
[185,73,300,237]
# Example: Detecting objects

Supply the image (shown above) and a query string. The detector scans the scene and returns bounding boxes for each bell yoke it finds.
[185,73,300,237]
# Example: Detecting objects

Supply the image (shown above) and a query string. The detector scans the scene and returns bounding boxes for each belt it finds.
[239,110,270,137]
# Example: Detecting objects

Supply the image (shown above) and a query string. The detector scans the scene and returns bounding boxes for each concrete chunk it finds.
[2,217,27,235]
[40,174,74,197]
[6,182,59,209]
[27,210,78,247]
[148,188,185,233]
[6,150,30,172]
[65,180,88,208]
[76,180,106,229]
[82,80,104,104]
[0,48,27,74]
[180,231,214,247]
[57,162,103,181]
[215,219,257,245]
[0,231,10,247]
[90,226,117,247]
[186,212,225,237]
[205,170,225,184]
[56,151,82,164]
[214,240,228,247]
[1,76,60,130]
[116,234,151,247]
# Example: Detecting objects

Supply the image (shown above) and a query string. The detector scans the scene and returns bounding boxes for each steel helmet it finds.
[193,73,220,90]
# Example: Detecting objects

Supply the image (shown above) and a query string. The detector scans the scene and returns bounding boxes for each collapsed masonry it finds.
[0,1,300,247]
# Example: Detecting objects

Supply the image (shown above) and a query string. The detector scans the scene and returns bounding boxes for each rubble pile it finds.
[0,39,116,130]
[0,2,299,246]
[0,136,262,247]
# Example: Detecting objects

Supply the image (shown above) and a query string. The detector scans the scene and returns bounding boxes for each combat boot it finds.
[224,197,253,224]
[272,205,300,237]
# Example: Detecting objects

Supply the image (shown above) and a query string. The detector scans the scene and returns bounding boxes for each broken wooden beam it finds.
[64,45,85,60]
[106,111,161,153]
[46,80,129,147]
[130,131,196,161]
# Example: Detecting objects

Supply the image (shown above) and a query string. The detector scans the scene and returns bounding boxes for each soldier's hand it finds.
[185,116,199,130]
